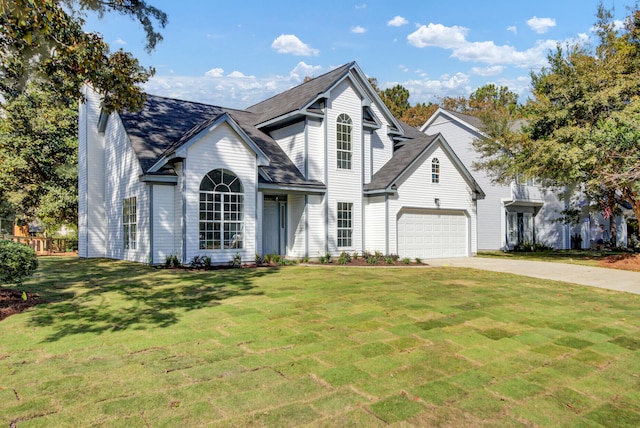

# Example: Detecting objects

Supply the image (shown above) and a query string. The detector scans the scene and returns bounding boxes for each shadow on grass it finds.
[23,257,274,342]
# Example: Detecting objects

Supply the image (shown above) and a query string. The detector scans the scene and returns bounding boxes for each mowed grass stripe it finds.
[0,257,638,426]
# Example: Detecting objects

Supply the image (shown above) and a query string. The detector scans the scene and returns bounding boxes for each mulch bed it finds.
[598,253,640,272]
[0,289,45,321]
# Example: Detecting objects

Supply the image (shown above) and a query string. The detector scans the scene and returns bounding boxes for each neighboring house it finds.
[421,108,626,250]
[78,62,484,265]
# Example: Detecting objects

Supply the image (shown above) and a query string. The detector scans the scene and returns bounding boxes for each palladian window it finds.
[199,169,244,250]
[336,113,352,169]
[431,158,440,183]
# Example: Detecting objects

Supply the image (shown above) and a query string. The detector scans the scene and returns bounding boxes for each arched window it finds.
[431,158,440,183]
[199,169,244,250]
[336,113,352,169]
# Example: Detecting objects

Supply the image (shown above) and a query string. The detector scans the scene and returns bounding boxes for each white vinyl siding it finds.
[307,120,324,182]
[152,184,177,264]
[270,121,306,177]
[364,196,386,253]
[103,113,149,263]
[307,195,325,257]
[184,122,257,264]
[78,86,106,258]
[288,194,306,257]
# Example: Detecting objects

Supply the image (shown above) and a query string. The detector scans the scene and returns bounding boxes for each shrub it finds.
[339,251,351,263]
[337,255,349,265]
[271,253,281,264]
[0,240,38,285]
[387,253,399,261]
[385,257,394,264]
[202,255,212,268]
[352,251,359,260]
[402,257,411,265]
[302,256,309,263]
[362,250,372,259]
[165,254,181,268]
[366,256,378,265]
[415,257,422,264]
[255,254,263,266]
[319,253,332,264]
[263,253,272,264]
[189,255,206,269]
[230,252,242,268]
[374,250,384,260]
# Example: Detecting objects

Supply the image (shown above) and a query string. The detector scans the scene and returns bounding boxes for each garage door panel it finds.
[398,210,468,259]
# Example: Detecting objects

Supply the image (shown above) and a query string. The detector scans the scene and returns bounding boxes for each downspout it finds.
[385,194,389,255]
[361,128,365,253]
[149,184,154,264]
[324,101,329,254]
[182,159,187,264]
[304,118,309,258]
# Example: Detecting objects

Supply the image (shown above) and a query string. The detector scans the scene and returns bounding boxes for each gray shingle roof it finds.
[364,133,438,192]
[119,95,323,189]
[119,95,225,173]
[246,62,354,124]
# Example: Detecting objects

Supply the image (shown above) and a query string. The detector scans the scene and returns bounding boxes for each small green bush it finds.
[402,257,411,265]
[374,250,384,260]
[319,253,332,264]
[255,254,263,266]
[302,256,309,263]
[415,257,422,264]
[337,255,349,265]
[366,256,378,265]
[0,240,38,285]
[385,257,394,264]
[339,251,351,263]
[165,254,181,268]
[230,252,242,268]
[352,251,359,260]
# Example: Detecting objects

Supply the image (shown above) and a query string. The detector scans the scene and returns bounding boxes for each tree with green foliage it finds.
[367,78,437,127]
[0,83,78,234]
[379,84,410,118]
[0,0,167,113]
[439,83,519,117]
[473,2,640,244]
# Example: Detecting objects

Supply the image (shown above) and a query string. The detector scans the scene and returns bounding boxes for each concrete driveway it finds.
[427,257,640,295]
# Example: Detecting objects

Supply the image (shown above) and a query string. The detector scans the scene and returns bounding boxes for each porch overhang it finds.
[258,182,326,195]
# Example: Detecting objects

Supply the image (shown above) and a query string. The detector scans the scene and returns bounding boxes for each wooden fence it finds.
[1,234,78,255]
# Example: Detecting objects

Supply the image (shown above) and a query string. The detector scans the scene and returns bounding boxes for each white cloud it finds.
[204,68,224,77]
[399,72,472,103]
[288,61,323,81]
[471,65,504,76]
[271,34,319,56]
[407,23,558,69]
[113,38,127,45]
[506,25,517,34]
[526,16,556,34]
[355,3,367,9]
[143,62,330,109]
[351,26,367,34]
[407,23,468,49]
[227,70,255,78]
[387,16,409,27]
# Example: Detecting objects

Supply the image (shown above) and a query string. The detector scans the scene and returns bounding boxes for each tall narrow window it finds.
[336,113,352,169]
[431,158,440,183]
[199,169,244,250]
[123,196,137,250]
[337,202,353,247]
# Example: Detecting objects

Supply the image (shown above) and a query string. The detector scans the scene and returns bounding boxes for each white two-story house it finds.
[78,62,484,265]
[421,108,626,250]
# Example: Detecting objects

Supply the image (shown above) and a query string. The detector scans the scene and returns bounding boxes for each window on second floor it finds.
[336,113,352,170]
[431,158,440,183]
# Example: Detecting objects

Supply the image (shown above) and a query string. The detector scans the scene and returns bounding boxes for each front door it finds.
[507,211,534,248]
[262,196,287,255]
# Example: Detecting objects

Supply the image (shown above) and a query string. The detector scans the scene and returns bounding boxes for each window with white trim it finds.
[199,169,244,250]
[337,202,353,247]
[123,196,137,250]
[431,158,440,183]
[336,113,352,169]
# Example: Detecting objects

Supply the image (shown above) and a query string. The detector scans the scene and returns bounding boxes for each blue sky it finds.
[84,0,629,109]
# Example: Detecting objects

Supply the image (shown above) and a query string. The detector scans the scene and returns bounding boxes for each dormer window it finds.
[336,113,352,170]
[431,158,440,183]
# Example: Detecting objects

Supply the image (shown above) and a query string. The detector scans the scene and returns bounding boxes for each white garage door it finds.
[398,209,468,259]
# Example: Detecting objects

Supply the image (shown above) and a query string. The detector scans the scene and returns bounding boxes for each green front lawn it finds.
[1,258,639,426]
